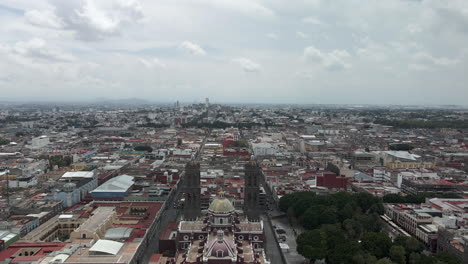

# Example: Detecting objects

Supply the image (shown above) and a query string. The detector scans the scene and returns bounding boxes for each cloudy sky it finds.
[0,0,467,105]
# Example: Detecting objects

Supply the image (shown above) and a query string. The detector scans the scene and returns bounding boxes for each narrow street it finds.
[270,214,306,264]
[141,188,182,264]
[261,214,285,264]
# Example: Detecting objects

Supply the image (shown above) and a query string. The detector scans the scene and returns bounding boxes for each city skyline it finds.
[1,0,468,105]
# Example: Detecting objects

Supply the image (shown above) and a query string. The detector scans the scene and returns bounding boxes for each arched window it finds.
[219,218,223,225]
[82,233,87,239]
[216,250,223,258]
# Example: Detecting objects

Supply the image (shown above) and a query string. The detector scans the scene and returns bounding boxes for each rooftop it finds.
[91,174,134,193]
[62,171,95,179]
[89,239,124,256]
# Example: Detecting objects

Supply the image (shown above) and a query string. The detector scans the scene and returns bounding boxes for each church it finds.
[175,160,269,264]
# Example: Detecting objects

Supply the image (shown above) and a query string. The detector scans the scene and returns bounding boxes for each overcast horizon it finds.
[1,0,468,105]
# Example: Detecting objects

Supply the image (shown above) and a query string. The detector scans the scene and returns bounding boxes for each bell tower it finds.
[184,160,201,220]
[244,159,261,221]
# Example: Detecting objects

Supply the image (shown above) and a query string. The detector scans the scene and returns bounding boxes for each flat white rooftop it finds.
[62,171,94,179]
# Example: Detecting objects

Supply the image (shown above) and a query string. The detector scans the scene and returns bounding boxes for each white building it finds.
[252,142,278,157]
[31,135,50,149]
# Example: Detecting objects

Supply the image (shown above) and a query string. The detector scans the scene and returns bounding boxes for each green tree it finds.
[403,237,424,254]
[343,218,363,240]
[134,145,153,152]
[352,253,378,264]
[408,252,421,264]
[389,245,406,264]
[296,229,327,262]
[362,232,392,259]
[433,252,462,264]
[0,138,10,145]
[377,258,396,264]
[327,240,361,264]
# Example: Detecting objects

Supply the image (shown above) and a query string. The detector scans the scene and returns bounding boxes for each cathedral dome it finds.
[208,196,235,214]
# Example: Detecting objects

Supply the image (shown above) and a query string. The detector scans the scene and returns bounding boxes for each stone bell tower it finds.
[244,159,261,221]
[184,160,201,220]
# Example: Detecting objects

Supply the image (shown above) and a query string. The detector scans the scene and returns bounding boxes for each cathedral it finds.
[175,160,269,264]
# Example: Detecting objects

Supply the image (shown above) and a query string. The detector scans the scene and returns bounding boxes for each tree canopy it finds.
[279,191,462,264]
[134,145,153,152]
[383,193,461,204]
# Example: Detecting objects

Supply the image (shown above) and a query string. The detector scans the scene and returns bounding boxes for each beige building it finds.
[70,207,116,241]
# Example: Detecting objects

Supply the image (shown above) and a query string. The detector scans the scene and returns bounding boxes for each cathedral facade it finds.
[176,160,268,264]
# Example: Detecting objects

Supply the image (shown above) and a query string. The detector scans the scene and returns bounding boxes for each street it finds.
[262,214,286,264]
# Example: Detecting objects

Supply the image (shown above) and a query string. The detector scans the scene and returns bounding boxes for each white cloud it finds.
[139,57,167,68]
[193,0,274,18]
[406,24,422,34]
[410,52,458,71]
[2,0,468,104]
[266,33,278,39]
[41,0,144,40]
[233,57,261,72]
[296,31,308,39]
[10,38,76,62]
[25,10,64,29]
[412,52,458,66]
[302,16,324,26]
[179,41,206,56]
[303,46,351,71]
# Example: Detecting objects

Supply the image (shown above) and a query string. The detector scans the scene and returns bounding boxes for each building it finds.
[44,171,98,208]
[175,193,269,264]
[244,160,261,222]
[184,161,201,221]
[400,178,463,196]
[1,201,164,264]
[384,203,440,251]
[374,151,435,169]
[0,230,19,250]
[251,143,277,157]
[31,135,50,149]
[90,174,134,199]
[316,172,348,190]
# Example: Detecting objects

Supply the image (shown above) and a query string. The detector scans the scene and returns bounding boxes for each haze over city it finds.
[1,0,468,105]
[1,2,468,264]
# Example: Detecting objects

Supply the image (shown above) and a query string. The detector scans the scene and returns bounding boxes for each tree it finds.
[433,252,462,264]
[376,258,396,264]
[408,252,421,264]
[296,230,327,262]
[302,205,338,230]
[362,232,392,259]
[343,218,363,240]
[400,237,424,254]
[327,240,361,264]
[0,137,9,145]
[134,145,153,152]
[389,245,406,264]
[352,253,378,264]
[278,191,316,214]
